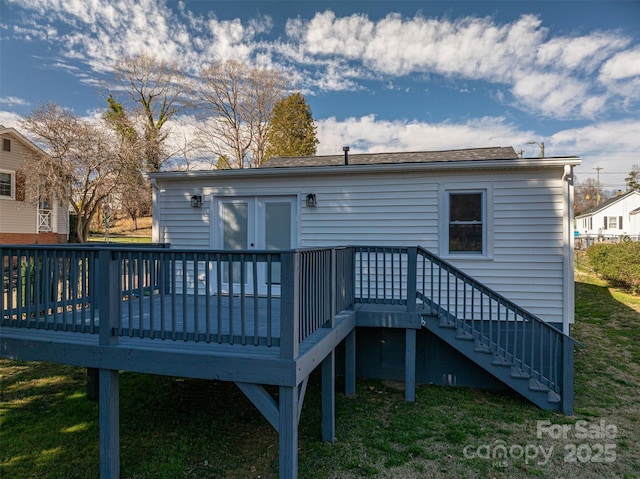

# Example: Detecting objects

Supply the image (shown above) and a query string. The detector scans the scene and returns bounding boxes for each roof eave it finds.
[148,157,582,181]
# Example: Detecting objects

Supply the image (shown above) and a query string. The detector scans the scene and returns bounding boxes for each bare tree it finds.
[192,60,286,169]
[20,103,125,243]
[112,53,186,171]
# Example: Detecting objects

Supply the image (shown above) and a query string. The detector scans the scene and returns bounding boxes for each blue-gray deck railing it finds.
[1,245,354,360]
[354,245,574,408]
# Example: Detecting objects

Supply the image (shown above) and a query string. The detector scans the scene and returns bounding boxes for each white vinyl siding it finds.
[576,191,640,237]
[153,167,571,324]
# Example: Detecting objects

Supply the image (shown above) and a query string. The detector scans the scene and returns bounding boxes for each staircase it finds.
[420,309,563,410]
[355,246,575,415]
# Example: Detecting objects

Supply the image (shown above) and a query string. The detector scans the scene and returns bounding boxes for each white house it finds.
[0,125,69,244]
[150,146,580,328]
[575,190,640,241]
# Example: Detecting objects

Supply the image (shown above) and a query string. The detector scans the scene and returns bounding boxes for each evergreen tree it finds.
[625,164,640,192]
[265,93,318,159]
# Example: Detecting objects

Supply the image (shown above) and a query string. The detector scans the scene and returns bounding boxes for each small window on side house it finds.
[0,171,13,198]
[448,192,484,254]
[608,216,617,229]
[2,139,10,152]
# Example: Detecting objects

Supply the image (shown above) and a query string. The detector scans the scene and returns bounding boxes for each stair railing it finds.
[416,246,575,407]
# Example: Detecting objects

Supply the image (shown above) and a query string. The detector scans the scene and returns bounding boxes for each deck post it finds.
[99,369,120,479]
[562,335,575,415]
[279,385,299,479]
[404,248,417,402]
[97,249,121,478]
[345,329,356,396]
[406,247,417,313]
[97,249,120,347]
[405,328,416,402]
[280,252,300,360]
[321,350,336,442]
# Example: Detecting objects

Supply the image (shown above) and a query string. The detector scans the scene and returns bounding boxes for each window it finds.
[2,139,10,152]
[0,171,13,198]
[448,191,485,254]
[608,216,617,229]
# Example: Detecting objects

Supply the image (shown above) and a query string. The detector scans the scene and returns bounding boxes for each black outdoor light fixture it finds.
[306,193,317,207]
[190,195,203,208]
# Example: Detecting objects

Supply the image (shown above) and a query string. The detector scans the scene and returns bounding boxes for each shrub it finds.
[586,242,640,293]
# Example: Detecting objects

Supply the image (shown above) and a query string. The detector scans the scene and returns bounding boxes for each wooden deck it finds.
[1,245,361,479]
[1,244,574,479]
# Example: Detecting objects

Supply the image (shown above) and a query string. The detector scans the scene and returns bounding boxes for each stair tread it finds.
[510,366,531,379]
[529,378,550,392]
[492,355,512,366]
[456,330,474,340]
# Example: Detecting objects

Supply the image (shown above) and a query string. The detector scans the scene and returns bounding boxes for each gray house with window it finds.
[150,146,580,391]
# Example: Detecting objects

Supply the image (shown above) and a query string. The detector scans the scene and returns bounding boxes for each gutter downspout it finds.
[562,164,575,336]
[150,178,161,244]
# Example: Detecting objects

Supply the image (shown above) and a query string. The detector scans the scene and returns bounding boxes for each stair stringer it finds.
[421,312,561,411]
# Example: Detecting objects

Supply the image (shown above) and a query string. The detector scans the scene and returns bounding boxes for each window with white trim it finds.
[447,191,485,254]
[0,171,14,198]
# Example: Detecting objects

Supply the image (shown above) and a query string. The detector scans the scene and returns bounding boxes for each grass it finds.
[2,256,640,478]
[88,215,152,243]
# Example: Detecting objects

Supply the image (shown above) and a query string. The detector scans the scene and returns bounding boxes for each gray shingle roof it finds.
[261,146,518,168]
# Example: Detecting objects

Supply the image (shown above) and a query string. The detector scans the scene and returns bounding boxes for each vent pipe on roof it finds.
[343,146,350,165]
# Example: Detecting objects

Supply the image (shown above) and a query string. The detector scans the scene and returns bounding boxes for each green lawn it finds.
[2,266,639,478]
[88,234,152,244]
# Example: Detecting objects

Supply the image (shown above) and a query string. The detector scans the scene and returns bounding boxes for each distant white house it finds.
[0,125,69,244]
[575,190,640,242]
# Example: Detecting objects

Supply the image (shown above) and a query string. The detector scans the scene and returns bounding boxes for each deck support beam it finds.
[405,329,416,402]
[99,369,120,479]
[345,330,356,396]
[321,350,336,443]
[562,336,575,416]
[279,385,299,479]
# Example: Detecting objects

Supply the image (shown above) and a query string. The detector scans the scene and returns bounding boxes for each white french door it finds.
[215,196,296,295]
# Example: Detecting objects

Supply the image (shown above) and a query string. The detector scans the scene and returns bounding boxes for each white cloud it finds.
[315,114,532,156]
[600,48,640,82]
[551,119,640,188]
[0,96,30,106]
[285,11,637,119]
[0,111,23,127]
[511,73,590,118]
[536,33,629,73]
[5,2,640,122]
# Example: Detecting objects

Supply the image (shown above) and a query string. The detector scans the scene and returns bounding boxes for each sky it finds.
[1,0,639,190]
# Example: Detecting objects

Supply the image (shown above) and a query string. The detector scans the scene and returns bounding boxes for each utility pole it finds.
[594,166,603,204]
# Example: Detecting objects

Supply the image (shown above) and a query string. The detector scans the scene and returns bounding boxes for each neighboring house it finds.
[575,190,640,241]
[149,146,580,394]
[0,125,69,244]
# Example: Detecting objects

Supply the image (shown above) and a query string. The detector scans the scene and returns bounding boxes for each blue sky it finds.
[1,0,639,189]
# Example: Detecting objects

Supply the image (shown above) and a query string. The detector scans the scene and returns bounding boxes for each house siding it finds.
[154,165,571,324]
[0,129,68,243]
[576,192,640,237]
[1,134,40,236]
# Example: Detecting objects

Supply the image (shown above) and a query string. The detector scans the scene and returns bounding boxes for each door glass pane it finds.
[265,203,291,250]
[222,203,248,283]
[265,202,291,284]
